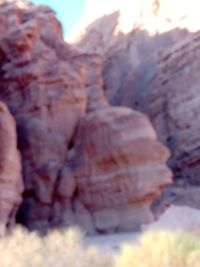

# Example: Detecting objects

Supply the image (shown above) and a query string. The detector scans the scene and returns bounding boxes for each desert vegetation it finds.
[0,227,200,267]
[115,231,200,267]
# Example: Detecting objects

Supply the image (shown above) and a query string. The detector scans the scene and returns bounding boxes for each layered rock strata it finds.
[0,0,100,231]
[0,1,172,233]
[71,0,200,189]
[69,105,172,232]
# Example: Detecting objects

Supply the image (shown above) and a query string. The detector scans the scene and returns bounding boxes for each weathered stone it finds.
[0,102,22,233]
[0,1,172,234]
[0,1,97,230]
[72,0,200,198]
[65,103,172,232]
[139,35,200,186]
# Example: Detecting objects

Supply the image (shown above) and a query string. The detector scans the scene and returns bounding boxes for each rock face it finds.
[71,0,200,189]
[139,36,200,186]
[71,105,172,232]
[0,102,22,234]
[50,89,172,233]
[0,0,172,233]
[0,0,98,231]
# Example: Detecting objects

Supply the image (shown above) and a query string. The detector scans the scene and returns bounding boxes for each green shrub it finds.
[114,231,200,267]
[0,227,200,267]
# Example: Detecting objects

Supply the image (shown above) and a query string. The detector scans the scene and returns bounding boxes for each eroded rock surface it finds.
[0,1,172,233]
[72,0,200,191]
[52,92,172,233]
[139,35,200,186]
[0,101,22,234]
[0,0,101,231]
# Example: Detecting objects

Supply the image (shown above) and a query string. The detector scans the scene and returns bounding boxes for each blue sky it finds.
[31,0,86,37]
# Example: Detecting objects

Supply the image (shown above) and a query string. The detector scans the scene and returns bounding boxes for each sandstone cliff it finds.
[71,0,200,203]
[0,0,172,234]
[0,101,22,235]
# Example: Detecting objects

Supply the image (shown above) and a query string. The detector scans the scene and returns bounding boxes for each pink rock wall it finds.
[0,102,22,233]
[0,1,172,234]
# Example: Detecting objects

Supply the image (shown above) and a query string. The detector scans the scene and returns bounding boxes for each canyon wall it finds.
[0,102,22,235]
[0,1,172,234]
[71,0,200,200]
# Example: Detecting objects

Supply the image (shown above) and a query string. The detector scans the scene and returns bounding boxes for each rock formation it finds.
[0,101,22,235]
[0,0,97,232]
[71,0,200,201]
[0,0,172,234]
[51,90,172,233]
[71,106,171,233]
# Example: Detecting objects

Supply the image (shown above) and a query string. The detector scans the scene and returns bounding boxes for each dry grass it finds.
[115,231,200,267]
[0,227,200,267]
[0,226,111,267]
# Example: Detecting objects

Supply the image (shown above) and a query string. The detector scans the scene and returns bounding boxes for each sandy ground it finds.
[85,232,140,252]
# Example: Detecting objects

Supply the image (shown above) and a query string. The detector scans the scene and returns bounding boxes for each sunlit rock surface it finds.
[0,102,22,233]
[0,0,172,234]
[52,90,172,233]
[71,0,200,191]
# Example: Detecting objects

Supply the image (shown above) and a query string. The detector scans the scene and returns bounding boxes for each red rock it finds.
[139,35,200,186]
[64,102,172,232]
[0,1,172,233]
[0,1,94,230]
[72,0,200,190]
[0,102,22,233]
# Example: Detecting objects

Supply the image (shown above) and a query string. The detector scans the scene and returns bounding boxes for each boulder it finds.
[61,98,172,233]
